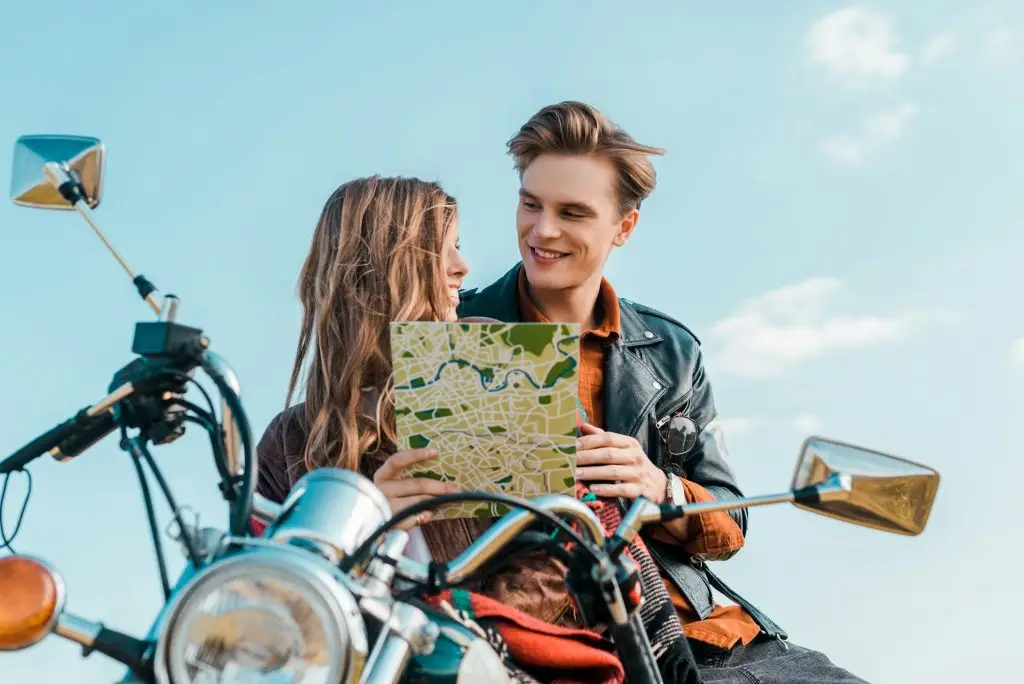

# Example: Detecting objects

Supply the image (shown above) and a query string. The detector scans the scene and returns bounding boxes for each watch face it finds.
[669,474,686,505]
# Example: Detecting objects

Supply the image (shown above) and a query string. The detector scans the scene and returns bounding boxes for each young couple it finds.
[256,101,867,684]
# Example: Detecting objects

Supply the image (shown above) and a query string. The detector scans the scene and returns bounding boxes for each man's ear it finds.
[612,208,640,247]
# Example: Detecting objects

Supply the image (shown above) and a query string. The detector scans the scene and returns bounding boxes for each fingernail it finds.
[575,439,582,449]
[446,483,458,493]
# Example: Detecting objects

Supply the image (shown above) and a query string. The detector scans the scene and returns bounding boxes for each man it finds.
[458,101,866,683]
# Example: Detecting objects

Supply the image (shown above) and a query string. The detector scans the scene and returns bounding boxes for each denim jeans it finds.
[691,636,869,683]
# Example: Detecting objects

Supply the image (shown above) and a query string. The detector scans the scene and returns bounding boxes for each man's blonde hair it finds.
[507,101,665,215]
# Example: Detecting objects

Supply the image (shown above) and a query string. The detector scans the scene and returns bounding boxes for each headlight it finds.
[154,548,367,684]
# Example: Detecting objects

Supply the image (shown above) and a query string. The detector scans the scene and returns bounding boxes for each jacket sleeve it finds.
[659,347,748,560]
[255,412,291,505]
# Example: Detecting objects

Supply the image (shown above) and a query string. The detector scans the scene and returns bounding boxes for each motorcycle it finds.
[0,134,941,684]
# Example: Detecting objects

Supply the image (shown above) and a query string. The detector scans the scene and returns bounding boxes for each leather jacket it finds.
[458,264,786,639]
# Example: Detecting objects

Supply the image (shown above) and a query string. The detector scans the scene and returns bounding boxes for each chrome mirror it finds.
[791,437,940,536]
[10,134,105,210]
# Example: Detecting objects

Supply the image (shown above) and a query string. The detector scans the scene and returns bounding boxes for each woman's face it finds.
[441,220,469,322]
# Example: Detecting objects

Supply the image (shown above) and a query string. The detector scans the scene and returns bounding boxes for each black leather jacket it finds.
[457,264,786,639]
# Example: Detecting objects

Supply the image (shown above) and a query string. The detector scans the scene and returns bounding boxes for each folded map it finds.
[390,321,580,519]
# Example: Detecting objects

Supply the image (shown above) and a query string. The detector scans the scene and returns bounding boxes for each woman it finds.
[255,175,568,616]
[257,176,471,551]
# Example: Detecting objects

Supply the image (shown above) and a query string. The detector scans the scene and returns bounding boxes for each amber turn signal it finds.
[0,555,63,650]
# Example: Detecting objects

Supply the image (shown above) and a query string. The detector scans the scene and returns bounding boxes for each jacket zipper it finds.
[655,394,691,429]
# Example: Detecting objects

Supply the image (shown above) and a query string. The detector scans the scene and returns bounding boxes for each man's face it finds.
[516,154,638,292]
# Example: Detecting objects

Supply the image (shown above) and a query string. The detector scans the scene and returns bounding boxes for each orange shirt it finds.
[517,269,761,650]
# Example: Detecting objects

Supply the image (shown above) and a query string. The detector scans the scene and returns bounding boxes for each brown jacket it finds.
[255,393,577,625]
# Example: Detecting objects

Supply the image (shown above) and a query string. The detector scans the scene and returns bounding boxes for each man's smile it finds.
[529,246,570,264]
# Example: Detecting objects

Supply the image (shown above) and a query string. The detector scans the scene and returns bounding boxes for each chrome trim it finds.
[358,602,439,684]
[251,492,284,523]
[215,535,370,599]
[159,295,179,323]
[396,494,605,585]
[54,613,102,649]
[202,350,242,483]
[680,490,797,516]
[269,468,393,564]
[612,497,663,547]
[153,547,369,684]
[89,383,135,417]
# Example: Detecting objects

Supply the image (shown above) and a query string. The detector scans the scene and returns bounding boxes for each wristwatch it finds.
[665,472,686,506]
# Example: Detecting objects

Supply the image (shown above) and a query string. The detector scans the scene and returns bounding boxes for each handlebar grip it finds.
[0,412,81,474]
[50,410,117,462]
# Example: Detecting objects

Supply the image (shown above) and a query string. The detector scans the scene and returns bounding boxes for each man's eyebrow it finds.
[518,188,538,200]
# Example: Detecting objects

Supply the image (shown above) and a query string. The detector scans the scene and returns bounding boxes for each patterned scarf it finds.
[574,403,697,682]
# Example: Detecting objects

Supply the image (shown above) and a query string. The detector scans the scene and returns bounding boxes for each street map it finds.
[390,321,580,519]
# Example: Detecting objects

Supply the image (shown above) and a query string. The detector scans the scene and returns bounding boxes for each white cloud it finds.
[792,413,824,434]
[1012,338,1024,368]
[706,417,758,451]
[807,6,909,87]
[711,417,757,438]
[821,135,866,165]
[982,28,1018,65]
[707,277,951,379]
[920,33,955,65]
[822,102,918,165]
[865,102,918,142]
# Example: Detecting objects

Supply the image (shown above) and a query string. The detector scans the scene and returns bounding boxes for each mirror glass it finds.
[10,134,105,210]
[791,437,940,536]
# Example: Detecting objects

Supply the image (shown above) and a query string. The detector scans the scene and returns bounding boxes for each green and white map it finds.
[390,321,580,519]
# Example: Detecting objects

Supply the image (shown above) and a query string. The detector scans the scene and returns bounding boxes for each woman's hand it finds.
[372,448,457,530]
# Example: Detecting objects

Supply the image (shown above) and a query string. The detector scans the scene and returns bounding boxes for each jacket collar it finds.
[462,262,661,348]
[618,300,663,348]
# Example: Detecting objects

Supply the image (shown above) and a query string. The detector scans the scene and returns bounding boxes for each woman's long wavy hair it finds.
[286,176,457,474]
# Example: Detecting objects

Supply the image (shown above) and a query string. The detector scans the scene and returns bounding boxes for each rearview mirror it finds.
[792,437,940,536]
[10,134,105,210]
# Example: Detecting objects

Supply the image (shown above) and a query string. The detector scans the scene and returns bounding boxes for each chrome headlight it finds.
[154,548,367,684]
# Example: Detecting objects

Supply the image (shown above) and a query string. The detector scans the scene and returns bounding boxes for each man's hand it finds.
[575,423,668,501]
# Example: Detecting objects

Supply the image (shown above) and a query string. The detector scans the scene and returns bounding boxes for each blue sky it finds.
[1,2,1020,682]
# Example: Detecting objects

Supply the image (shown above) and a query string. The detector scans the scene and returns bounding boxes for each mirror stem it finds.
[611,477,852,554]
[660,475,852,521]
[670,491,796,519]
[613,490,803,553]
[43,162,161,316]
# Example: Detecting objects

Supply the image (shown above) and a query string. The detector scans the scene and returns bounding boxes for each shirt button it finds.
[652,381,662,390]
[644,331,655,339]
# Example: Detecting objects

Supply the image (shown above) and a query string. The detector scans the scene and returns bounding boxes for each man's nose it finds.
[532,212,561,239]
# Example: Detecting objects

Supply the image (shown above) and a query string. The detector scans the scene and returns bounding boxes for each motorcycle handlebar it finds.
[395,495,607,586]
[203,351,243,480]
[0,381,135,475]
[0,352,253,538]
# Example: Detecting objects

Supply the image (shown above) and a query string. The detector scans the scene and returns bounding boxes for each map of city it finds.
[390,321,580,519]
